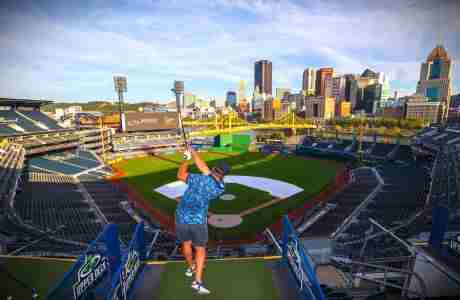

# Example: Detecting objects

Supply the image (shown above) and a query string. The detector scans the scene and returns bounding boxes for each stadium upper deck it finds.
[0,98,63,136]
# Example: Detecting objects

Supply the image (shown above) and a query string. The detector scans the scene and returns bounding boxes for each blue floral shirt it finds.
[175,173,225,224]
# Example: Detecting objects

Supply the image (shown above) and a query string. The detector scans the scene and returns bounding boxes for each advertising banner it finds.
[282,216,326,300]
[107,222,145,300]
[45,224,121,300]
[124,112,178,132]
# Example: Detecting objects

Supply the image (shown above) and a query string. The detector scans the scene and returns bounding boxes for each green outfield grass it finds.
[117,151,343,240]
[155,259,280,300]
[0,257,73,300]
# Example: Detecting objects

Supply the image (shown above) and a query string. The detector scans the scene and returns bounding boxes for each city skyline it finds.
[0,0,459,103]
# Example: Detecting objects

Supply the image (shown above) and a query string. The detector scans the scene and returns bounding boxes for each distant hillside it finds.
[42,101,159,113]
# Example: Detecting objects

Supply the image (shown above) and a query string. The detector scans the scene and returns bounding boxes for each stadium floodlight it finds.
[113,75,127,132]
[113,75,127,93]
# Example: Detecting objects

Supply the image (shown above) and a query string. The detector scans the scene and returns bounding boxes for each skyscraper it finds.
[302,68,316,96]
[226,91,237,109]
[325,76,346,101]
[315,67,334,97]
[349,69,390,114]
[416,45,452,121]
[344,74,356,101]
[254,60,273,96]
[238,80,246,101]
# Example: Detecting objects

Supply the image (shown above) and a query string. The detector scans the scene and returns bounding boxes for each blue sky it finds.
[0,0,459,104]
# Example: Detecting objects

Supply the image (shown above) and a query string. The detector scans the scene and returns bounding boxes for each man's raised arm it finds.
[177,160,189,182]
[191,148,210,174]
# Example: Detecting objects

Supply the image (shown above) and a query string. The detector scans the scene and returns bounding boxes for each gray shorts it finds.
[175,223,208,247]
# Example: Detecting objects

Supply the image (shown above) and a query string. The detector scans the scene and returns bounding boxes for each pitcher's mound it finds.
[208,214,242,228]
[219,194,236,201]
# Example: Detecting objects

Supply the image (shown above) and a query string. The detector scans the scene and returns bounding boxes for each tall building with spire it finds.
[416,45,452,121]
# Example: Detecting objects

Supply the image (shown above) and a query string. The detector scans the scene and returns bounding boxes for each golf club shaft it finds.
[177,112,188,146]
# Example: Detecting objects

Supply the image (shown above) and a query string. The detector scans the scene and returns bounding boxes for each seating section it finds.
[0,143,26,208]
[298,136,412,162]
[113,135,180,152]
[0,213,87,256]
[28,157,86,175]
[301,168,379,238]
[0,124,18,135]
[79,174,139,243]
[370,143,396,158]
[21,110,62,130]
[392,145,413,162]
[335,163,430,259]
[333,140,353,151]
[14,172,103,243]
[28,150,102,175]
[0,110,44,133]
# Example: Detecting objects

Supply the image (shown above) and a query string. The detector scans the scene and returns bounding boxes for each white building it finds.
[302,68,316,96]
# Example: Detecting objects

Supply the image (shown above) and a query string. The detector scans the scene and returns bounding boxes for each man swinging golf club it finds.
[176,145,230,295]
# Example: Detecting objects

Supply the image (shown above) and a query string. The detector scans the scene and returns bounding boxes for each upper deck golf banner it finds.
[107,222,146,300]
[282,216,326,300]
[46,224,121,300]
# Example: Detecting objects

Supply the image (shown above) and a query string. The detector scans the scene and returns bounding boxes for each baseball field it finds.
[114,151,343,240]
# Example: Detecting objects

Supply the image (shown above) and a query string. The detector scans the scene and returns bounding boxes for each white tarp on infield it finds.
[154,175,303,199]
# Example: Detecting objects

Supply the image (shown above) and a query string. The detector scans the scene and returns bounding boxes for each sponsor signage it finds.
[282,216,325,300]
[449,234,460,256]
[108,222,145,300]
[121,250,141,299]
[124,112,178,132]
[73,254,109,300]
[46,224,121,300]
[286,238,312,292]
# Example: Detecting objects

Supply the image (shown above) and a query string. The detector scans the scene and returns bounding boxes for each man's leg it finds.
[182,241,194,268]
[194,246,206,283]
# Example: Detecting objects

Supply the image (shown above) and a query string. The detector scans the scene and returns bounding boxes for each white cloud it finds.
[0,0,458,102]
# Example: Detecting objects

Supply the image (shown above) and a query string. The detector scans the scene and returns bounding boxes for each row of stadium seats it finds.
[0,110,62,135]
[335,163,430,260]
[27,150,102,175]
[0,209,88,256]
[20,110,62,130]
[14,172,103,243]
[301,168,379,238]
[0,143,26,208]
[300,137,413,162]
[427,149,460,233]
[113,137,180,152]
[79,174,140,244]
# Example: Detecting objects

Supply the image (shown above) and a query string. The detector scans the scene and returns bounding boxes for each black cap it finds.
[214,162,231,176]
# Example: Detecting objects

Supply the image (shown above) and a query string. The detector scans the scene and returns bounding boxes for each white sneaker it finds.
[185,264,196,277]
[191,281,211,295]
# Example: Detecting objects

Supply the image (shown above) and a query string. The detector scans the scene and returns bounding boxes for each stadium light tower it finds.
[171,80,185,110]
[113,75,127,132]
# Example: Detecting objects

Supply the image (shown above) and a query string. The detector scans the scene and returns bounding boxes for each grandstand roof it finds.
[0,98,53,108]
